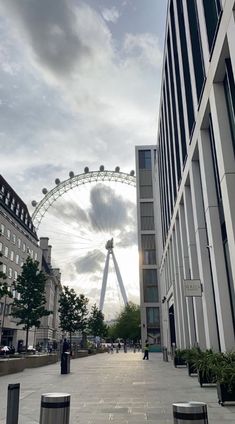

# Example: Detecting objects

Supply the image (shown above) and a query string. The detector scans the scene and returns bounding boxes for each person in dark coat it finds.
[62,338,70,353]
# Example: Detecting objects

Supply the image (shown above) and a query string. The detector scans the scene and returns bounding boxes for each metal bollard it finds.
[61,352,70,374]
[162,346,168,362]
[173,402,208,423]
[6,383,20,424]
[40,393,71,424]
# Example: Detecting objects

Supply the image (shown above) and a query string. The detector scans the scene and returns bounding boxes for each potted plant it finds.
[215,352,235,406]
[173,349,187,367]
[182,347,201,376]
[195,350,218,387]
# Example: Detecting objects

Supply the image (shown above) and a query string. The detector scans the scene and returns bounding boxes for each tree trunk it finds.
[25,326,29,352]
[69,332,72,355]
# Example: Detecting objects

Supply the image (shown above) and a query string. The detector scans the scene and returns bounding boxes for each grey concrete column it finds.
[184,187,206,349]
[190,159,234,351]
[210,84,235,299]
[175,218,190,348]
[178,204,196,347]
[191,132,220,350]
[171,230,182,348]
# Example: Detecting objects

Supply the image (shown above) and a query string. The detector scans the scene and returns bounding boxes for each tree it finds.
[11,257,50,349]
[88,304,108,340]
[58,286,89,348]
[108,302,141,342]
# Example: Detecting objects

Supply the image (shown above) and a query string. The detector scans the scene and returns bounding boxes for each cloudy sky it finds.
[0,0,167,318]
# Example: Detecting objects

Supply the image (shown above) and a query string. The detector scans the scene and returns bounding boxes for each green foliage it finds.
[181,347,202,361]
[59,286,89,341]
[108,302,141,341]
[88,304,108,338]
[213,352,235,391]
[11,257,50,348]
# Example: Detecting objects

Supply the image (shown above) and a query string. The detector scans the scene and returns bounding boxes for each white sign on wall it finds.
[183,279,202,297]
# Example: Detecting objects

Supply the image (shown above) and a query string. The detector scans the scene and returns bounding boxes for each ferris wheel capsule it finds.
[130,170,135,176]
[99,165,105,172]
[84,167,89,173]
[69,171,74,178]
[55,178,60,185]
[42,188,48,195]
[115,166,120,172]
[31,200,37,207]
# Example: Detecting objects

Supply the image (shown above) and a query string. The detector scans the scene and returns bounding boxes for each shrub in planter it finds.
[173,349,187,367]
[195,350,218,386]
[215,353,235,406]
[181,348,201,376]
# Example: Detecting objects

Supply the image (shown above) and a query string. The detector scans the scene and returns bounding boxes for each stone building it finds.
[157,0,235,351]
[0,175,41,348]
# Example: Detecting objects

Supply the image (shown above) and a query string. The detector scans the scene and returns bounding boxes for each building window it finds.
[143,269,158,303]
[0,242,2,252]
[176,0,195,136]
[4,246,8,257]
[146,307,160,327]
[0,223,5,235]
[139,171,153,198]
[10,251,14,261]
[8,267,12,278]
[15,254,19,264]
[141,235,156,265]
[14,270,18,281]
[202,0,222,52]
[22,243,26,252]
[12,234,16,244]
[140,202,154,230]
[17,238,21,249]
[6,229,10,240]
[34,252,38,261]
[170,2,187,164]
[186,0,205,101]
[138,150,152,169]
[224,58,235,154]
[2,264,7,274]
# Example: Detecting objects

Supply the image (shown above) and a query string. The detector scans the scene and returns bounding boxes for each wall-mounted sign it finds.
[183,279,202,297]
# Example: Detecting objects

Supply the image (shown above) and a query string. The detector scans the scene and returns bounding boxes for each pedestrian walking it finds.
[142,340,149,360]
[62,338,70,353]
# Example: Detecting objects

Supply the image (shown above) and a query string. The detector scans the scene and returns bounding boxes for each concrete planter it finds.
[0,354,58,376]
[0,357,26,376]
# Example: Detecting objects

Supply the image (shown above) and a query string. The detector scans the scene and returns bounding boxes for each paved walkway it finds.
[0,351,235,423]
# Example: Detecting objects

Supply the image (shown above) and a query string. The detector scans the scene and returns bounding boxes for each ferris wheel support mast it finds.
[99,238,128,311]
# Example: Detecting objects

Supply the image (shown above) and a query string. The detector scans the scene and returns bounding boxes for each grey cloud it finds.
[1,0,91,77]
[49,199,89,225]
[116,229,137,248]
[88,184,135,232]
[74,249,105,274]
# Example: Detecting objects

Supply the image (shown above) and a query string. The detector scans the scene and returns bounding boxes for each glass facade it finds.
[138,150,152,169]
[203,0,222,52]
[143,269,158,303]
[140,202,154,230]
[186,0,205,101]
[146,307,160,327]
[224,59,235,154]
[141,234,156,265]
[176,0,195,136]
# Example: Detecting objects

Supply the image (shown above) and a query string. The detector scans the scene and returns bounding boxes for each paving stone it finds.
[0,352,235,423]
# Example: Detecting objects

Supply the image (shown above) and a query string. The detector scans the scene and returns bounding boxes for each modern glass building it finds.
[157,0,235,352]
[135,146,162,351]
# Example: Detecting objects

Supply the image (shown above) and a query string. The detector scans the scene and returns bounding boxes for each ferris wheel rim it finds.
[31,169,136,230]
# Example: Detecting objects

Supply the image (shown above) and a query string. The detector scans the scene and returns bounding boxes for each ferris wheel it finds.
[31,166,137,316]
